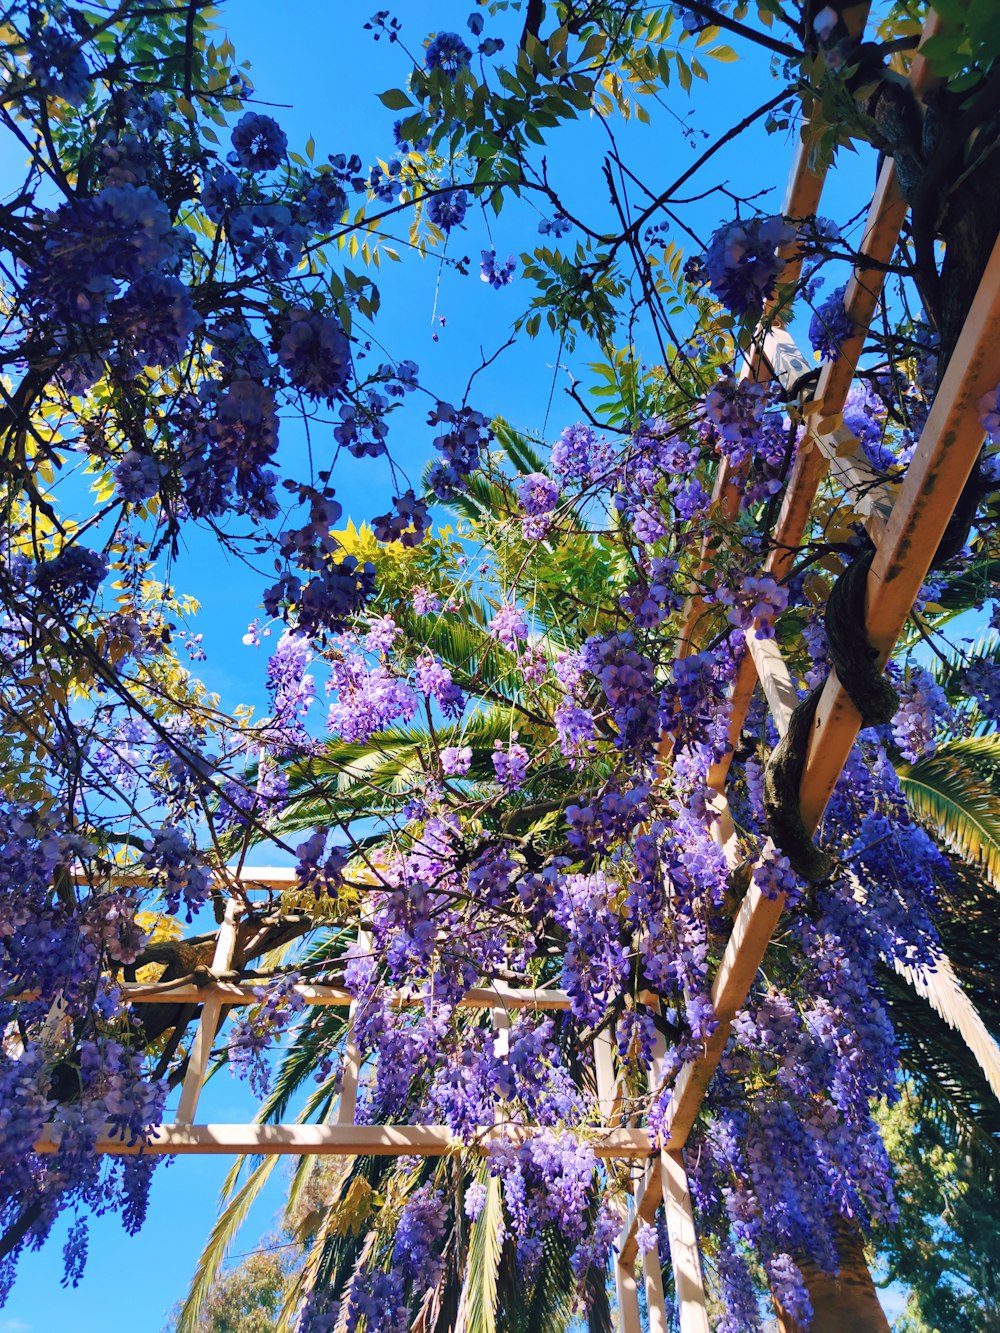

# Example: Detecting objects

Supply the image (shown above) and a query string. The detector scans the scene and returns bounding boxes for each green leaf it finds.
[377,87,413,110]
[461,1173,503,1333]
[898,746,1000,887]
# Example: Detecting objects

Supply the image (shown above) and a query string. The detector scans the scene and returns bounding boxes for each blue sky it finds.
[3,2,908,1328]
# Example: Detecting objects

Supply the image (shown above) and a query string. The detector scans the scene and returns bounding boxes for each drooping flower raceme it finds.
[702,215,797,318]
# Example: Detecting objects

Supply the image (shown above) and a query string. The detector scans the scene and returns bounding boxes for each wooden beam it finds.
[615,1252,644,1333]
[707,11,944,790]
[644,1239,672,1333]
[801,228,1000,830]
[337,927,371,1127]
[120,980,574,1010]
[34,1122,657,1158]
[619,1159,664,1267]
[745,633,800,737]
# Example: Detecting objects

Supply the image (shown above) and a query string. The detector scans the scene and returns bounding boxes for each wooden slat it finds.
[745,633,800,737]
[34,1122,657,1158]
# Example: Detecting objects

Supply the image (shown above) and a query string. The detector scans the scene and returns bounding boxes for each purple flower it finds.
[554,702,596,764]
[426,401,491,498]
[441,745,472,775]
[890,662,952,761]
[372,490,431,547]
[230,112,288,171]
[327,653,417,742]
[114,452,161,504]
[266,630,315,728]
[296,829,349,897]
[752,847,800,904]
[426,31,473,76]
[809,283,854,362]
[550,423,612,482]
[364,615,399,655]
[427,189,467,231]
[703,215,796,318]
[412,586,442,616]
[517,472,560,538]
[415,653,466,718]
[635,1222,659,1256]
[480,249,517,288]
[672,4,711,33]
[200,167,240,222]
[279,308,351,402]
[490,602,529,649]
[718,573,788,640]
[979,384,1000,444]
[961,659,1000,723]
[114,274,198,373]
[27,24,91,105]
[538,213,572,237]
[33,546,108,611]
[493,736,529,789]
[465,1180,488,1219]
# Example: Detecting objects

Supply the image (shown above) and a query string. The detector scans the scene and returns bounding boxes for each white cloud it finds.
[0,1319,32,1331]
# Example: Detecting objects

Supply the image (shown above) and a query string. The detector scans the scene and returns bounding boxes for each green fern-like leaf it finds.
[898,747,1000,887]
[460,1173,503,1333]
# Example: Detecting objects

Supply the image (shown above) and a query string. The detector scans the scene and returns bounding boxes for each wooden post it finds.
[643,1235,671,1333]
[615,1251,644,1333]
[337,927,371,1126]
[174,899,241,1125]
[594,1027,622,1125]
[662,1150,710,1333]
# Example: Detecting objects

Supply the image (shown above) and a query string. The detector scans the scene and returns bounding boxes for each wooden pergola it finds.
[33,8,1000,1329]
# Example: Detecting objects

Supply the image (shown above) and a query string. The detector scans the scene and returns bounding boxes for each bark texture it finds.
[773,1220,890,1333]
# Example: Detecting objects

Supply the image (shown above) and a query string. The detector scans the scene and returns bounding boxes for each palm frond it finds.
[397,602,526,702]
[933,556,1000,618]
[455,1173,503,1333]
[894,949,1000,1106]
[898,748,1000,887]
[492,418,548,477]
[884,968,1000,1183]
[496,1225,577,1333]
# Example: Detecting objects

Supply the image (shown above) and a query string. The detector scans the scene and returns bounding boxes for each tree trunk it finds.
[772,1219,889,1333]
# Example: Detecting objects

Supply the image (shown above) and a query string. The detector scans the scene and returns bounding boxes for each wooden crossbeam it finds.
[33,1123,656,1158]
[118,979,574,1010]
